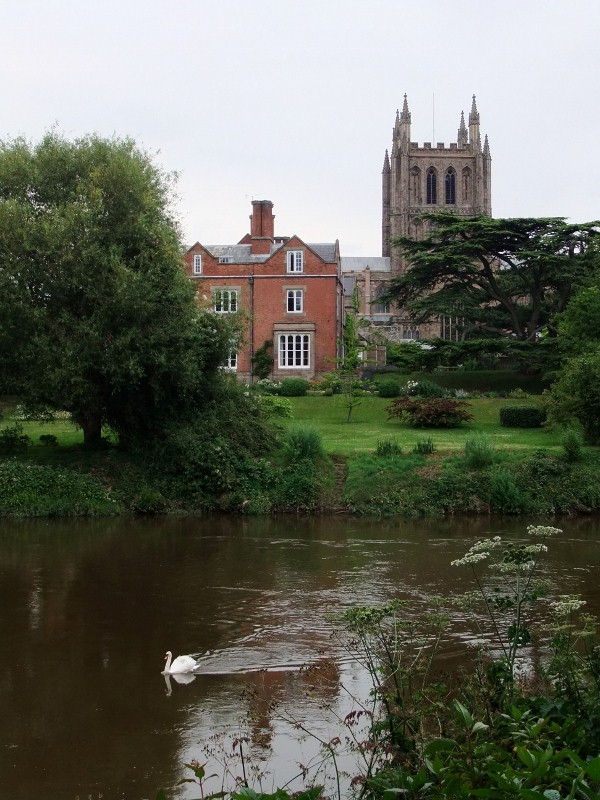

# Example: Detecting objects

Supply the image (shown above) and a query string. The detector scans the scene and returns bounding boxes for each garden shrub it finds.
[284,426,324,461]
[279,378,309,397]
[407,378,450,398]
[463,433,496,469]
[500,405,546,428]
[38,434,58,447]
[489,467,527,513]
[388,397,474,428]
[0,423,31,453]
[375,437,403,457]
[254,395,293,419]
[253,378,282,395]
[561,427,584,463]
[376,379,401,398]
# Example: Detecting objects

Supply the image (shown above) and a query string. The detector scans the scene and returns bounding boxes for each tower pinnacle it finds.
[383,149,390,172]
[457,110,468,147]
[468,94,480,147]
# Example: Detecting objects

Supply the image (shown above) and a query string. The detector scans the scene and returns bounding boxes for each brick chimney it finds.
[250,200,275,255]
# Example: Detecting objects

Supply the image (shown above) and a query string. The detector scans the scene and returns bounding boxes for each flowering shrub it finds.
[400,378,449,398]
[387,397,474,428]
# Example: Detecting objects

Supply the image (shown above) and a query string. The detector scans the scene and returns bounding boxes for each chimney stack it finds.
[250,200,275,254]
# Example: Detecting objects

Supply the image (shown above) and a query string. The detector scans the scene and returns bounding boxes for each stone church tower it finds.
[380,95,492,338]
[383,94,491,267]
[343,95,492,344]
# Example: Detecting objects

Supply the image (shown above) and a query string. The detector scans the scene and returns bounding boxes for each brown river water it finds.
[1,514,599,799]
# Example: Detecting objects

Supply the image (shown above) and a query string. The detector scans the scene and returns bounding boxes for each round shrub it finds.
[499,405,546,428]
[279,378,309,397]
[377,379,401,398]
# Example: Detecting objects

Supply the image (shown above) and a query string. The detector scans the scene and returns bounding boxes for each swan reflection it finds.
[163,672,196,696]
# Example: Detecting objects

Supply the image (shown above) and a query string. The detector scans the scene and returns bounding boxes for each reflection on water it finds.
[0,515,599,798]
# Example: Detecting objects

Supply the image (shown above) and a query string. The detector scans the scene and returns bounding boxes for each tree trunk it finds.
[79,413,103,448]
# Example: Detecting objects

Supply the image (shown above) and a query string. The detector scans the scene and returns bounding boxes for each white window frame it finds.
[286,288,303,313]
[223,351,238,370]
[192,254,202,274]
[213,289,238,313]
[278,333,310,368]
[286,250,304,273]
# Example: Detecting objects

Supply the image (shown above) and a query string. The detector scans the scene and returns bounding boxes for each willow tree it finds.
[387,213,600,340]
[0,132,233,447]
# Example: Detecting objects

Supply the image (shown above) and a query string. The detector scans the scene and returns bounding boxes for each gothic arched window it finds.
[426,168,437,205]
[462,167,471,202]
[445,168,456,205]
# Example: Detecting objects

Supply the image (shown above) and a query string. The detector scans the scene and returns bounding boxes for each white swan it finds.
[163,650,198,674]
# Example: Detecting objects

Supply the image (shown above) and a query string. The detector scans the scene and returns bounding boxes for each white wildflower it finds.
[523,543,548,554]
[491,560,535,573]
[451,552,489,567]
[469,536,502,553]
[527,525,562,538]
[549,595,586,616]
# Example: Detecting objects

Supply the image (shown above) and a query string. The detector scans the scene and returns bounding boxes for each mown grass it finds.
[283,395,560,456]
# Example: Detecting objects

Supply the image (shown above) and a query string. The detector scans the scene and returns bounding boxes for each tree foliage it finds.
[387,213,600,341]
[0,131,236,447]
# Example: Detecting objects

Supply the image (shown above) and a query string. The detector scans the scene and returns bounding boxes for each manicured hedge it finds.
[279,378,309,397]
[500,405,547,428]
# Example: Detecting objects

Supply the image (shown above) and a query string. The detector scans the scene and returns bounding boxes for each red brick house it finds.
[184,200,343,381]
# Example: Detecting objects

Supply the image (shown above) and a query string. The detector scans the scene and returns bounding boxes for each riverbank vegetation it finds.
[2,382,600,517]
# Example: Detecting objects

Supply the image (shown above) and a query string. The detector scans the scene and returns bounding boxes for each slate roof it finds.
[198,241,338,264]
[340,257,391,273]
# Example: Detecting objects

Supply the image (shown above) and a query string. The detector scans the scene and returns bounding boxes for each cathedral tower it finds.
[382,95,492,276]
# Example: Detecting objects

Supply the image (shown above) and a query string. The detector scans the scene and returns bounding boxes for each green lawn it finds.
[283,395,561,456]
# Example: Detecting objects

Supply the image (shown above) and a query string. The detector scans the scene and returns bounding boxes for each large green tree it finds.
[0,132,234,446]
[387,213,600,341]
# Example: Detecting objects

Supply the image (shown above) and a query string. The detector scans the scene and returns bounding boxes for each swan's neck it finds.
[165,653,172,672]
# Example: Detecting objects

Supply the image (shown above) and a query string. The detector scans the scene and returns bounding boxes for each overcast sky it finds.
[2,0,599,255]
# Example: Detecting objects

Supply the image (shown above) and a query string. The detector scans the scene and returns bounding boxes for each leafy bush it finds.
[0,460,118,516]
[413,437,436,455]
[253,378,282,395]
[407,378,450,398]
[284,426,324,461]
[279,378,309,397]
[0,423,31,453]
[561,427,584,463]
[376,379,401,398]
[546,348,600,443]
[489,467,526,512]
[254,395,293,419]
[387,397,474,428]
[500,405,547,428]
[463,433,496,469]
[38,434,59,447]
[376,437,403,457]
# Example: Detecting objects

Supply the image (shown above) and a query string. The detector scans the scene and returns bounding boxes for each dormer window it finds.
[287,250,304,273]
[219,256,233,264]
[192,254,202,274]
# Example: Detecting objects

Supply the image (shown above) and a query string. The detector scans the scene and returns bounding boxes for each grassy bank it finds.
[2,393,599,517]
